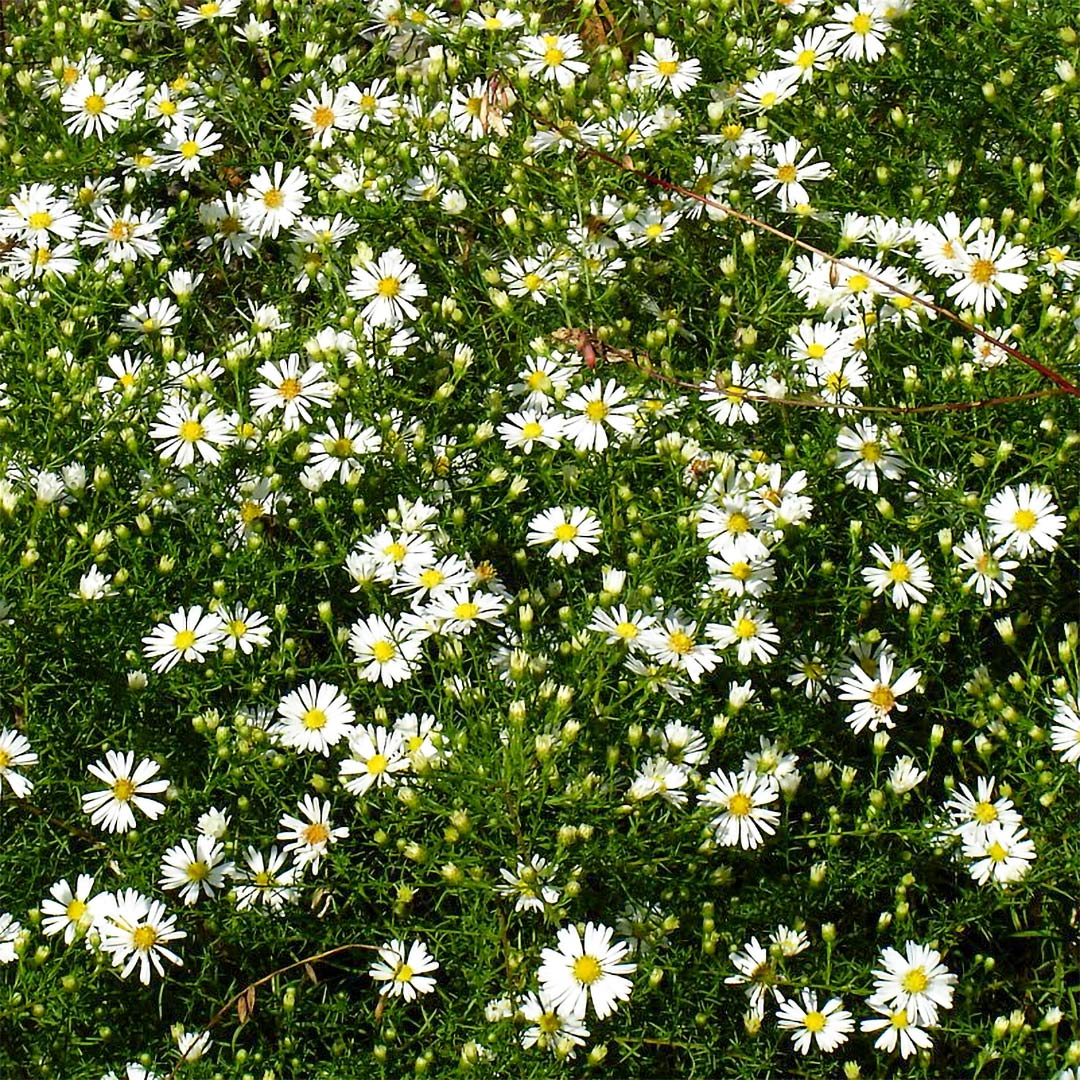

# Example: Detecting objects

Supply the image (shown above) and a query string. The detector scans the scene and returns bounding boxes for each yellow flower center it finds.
[384,541,407,561]
[668,630,694,654]
[108,219,134,242]
[278,377,302,401]
[132,925,158,950]
[66,898,87,921]
[734,617,757,639]
[553,523,578,542]
[825,372,848,394]
[888,561,911,582]
[901,967,928,994]
[727,511,750,534]
[302,708,328,731]
[366,752,389,775]
[84,94,106,116]
[28,210,53,230]
[303,822,330,845]
[852,11,872,34]
[112,777,135,801]
[312,105,335,129]
[158,99,177,116]
[522,272,546,292]
[262,188,285,210]
[544,47,566,67]
[186,860,209,881]
[860,441,882,463]
[728,792,752,817]
[869,685,896,712]
[847,273,870,293]
[615,621,638,640]
[644,222,665,239]
[372,640,397,663]
[795,48,816,69]
[394,962,414,982]
[228,619,247,638]
[419,569,445,590]
[32,248,53,267]
[585,399,609,422]
[730,561,752,581]
[520,421,544,440]
[656,59,680,77]
[987,840,1009,862]
[453,602,479,621]
[572,955,602,984]
[537,1011,561,1034]
[890,1009,909,1029]
[803,1010,826,1033]
[969,258,995,285]
[973,800,998,824]
[776,163,797,184]
[253,870,272,887]
[760,91,778,108]
[806,342,826,359]
[174,629,197,651]
[722,122,744,140]
[199,1,220,15]
[179,140,200,159]
[1012,508,1037,533]
[377,276,401,298]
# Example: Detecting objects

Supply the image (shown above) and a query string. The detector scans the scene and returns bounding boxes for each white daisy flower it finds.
[346,247,428,328]
[837,653,921,735]
[984,483,1065,558]
[141,604,226,673]
[271,680,356,756]
[276,795,348,876]
[159,835,234,905]
[776,990,854,1054]
[699,769,781,849]
[98,889,186,984]
[81,750,169,833]
[339,724,410,796]
[537,922,635,1020]
[870,942,956,1026]
[369,938,439,1001]
[526,506,602,564]
[0,728,38,798]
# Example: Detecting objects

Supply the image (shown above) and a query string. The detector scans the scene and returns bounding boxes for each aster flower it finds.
[537,922,635,1020]
[945,229,1029,316]
[984,483,1065,558]
[0,728,38,798]
[0,912,25,963]
[234,846,300,911]
[835,419,905,492]
[751,137,831,212]
[339,724,410,796]
[348,612,425,686]
[346,247,428,328]
[159,835,234,904]
[148,401,235,468]
[519,990,590,1058]
[41,874,108,945]
[953,529,1018,605]
[276,795,348,875]
[99,889,186,984]
[699,769,781,849]
[520,32,590,88]
[838,653,921,735]
[271,680,355,756]
[141,604,226,673]
[870,942,956,1026]
[250,354,335,431]
[495,855,561,913]
[369,938,439,1001]
[560,378,638,453]
[860,1002,935,1059]
[629,38,702,98]
[81,750,168,833]
[861,544,934,609]
[526,506,602,564]
[241,162,309,238]
[777,990,854,1054]
[963,821,1036,886]
[1050,696,1080,768]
